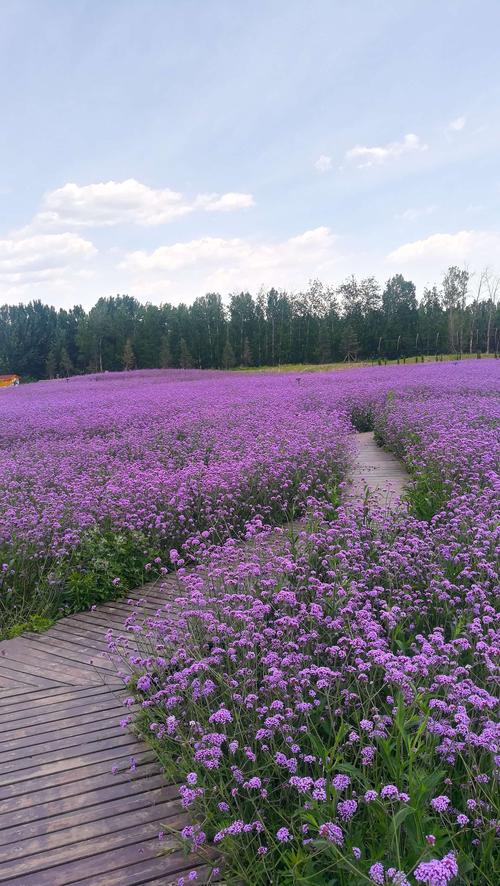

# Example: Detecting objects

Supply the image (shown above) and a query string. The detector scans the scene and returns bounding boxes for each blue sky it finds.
[1,0,499,308]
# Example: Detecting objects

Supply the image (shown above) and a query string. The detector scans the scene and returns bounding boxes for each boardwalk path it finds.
[0,433,408,886]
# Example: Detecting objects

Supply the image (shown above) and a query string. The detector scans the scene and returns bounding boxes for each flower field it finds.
[1,361,498,884]
[0,369,351,636]
[105,361,498,885]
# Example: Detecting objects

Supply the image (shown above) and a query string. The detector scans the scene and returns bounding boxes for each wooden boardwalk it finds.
[0,583,209,885]
[347,431,407,507]
[0,432,407,885]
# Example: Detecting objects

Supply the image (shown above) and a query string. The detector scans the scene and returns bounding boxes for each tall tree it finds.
[382,275,418,358]
[442,266,469,354]
[179,337,193,369]
[228,292,258,365]
[222,338,236,369]
[159,333,172,368]
[122,338,136,370]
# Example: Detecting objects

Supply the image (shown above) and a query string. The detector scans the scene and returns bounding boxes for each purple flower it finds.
[318,822,343,845]
[245,776,262,789]
[414,852,458,885]
[380,784,400,801]
[208,707,232,724]
[337,799,358,821]
[332,774,351,791]
[369,862,385,884]
[430,795,450,813]
[276,827,292,843]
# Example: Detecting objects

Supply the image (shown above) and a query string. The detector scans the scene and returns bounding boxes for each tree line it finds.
[0,267,499,380]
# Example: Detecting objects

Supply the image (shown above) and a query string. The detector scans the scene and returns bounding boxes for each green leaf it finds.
[392,805,415,832]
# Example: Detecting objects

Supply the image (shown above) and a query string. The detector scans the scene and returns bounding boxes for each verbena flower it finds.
[276,827,292,843]
[414,852,458,885]
[318,822,343,845]
[430,795,451,813]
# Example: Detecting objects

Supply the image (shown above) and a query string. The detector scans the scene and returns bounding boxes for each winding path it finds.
[0,433,408,885]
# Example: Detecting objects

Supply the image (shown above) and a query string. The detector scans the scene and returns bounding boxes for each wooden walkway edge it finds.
[0,432,408,885]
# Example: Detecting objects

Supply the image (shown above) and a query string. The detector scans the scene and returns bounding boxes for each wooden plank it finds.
[0,681,27,693]
[42,624,110,651]
[0,683,113,716]
[0,699,126,741]
[1,730,138,772]
[50,619,120,644]
[347,432,408,505]
[0,685,71,706]
[0,716,133,755]
[60,611,130,633]
[0,815,187,883]
[0,663,64,689]
[0,782,175,844]
[99,599,163,616]
[70,610,143,630]
[0,637,104,675]
[0,761,162,817]
[20,634,115,670]
[0,685,118,724]
[0,645,102,686]
[0,798,182,864]
[0,743,152,793]
[70,859,212,886]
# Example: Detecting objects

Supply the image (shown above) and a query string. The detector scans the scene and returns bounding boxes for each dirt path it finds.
[0,432,408,885]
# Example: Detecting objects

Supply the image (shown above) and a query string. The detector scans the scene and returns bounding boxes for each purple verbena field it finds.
[0,368,351,634]
[1,361,499,884]
[105,361,497,886]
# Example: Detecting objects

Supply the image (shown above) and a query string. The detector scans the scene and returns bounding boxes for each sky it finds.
[1,0,500,310]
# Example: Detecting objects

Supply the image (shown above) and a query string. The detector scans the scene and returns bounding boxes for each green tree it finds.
[222,338,236,369]
[59,347,73,377]
[242,336,253,366]
[442,266,469,354]
[122,337,136,370]
[229,292,258,365]
[382,275,417,357]
[45,348,58,379]
[159,334,172,368]
[341,326,359,361]
[179,337,193,369]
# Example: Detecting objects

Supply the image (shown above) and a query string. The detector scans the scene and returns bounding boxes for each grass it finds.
[234,353,492,374]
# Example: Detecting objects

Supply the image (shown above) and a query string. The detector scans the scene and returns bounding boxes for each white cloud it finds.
[346,133,428,168]
[314,154,332,173]
[0,232,96,282]
[196,192,255,211]
[120,226,341,298]
[395,205,437,222]
[0,231,97,303]
[387,229,500,268]
[28,179,255,229]
[448,115,466,132]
